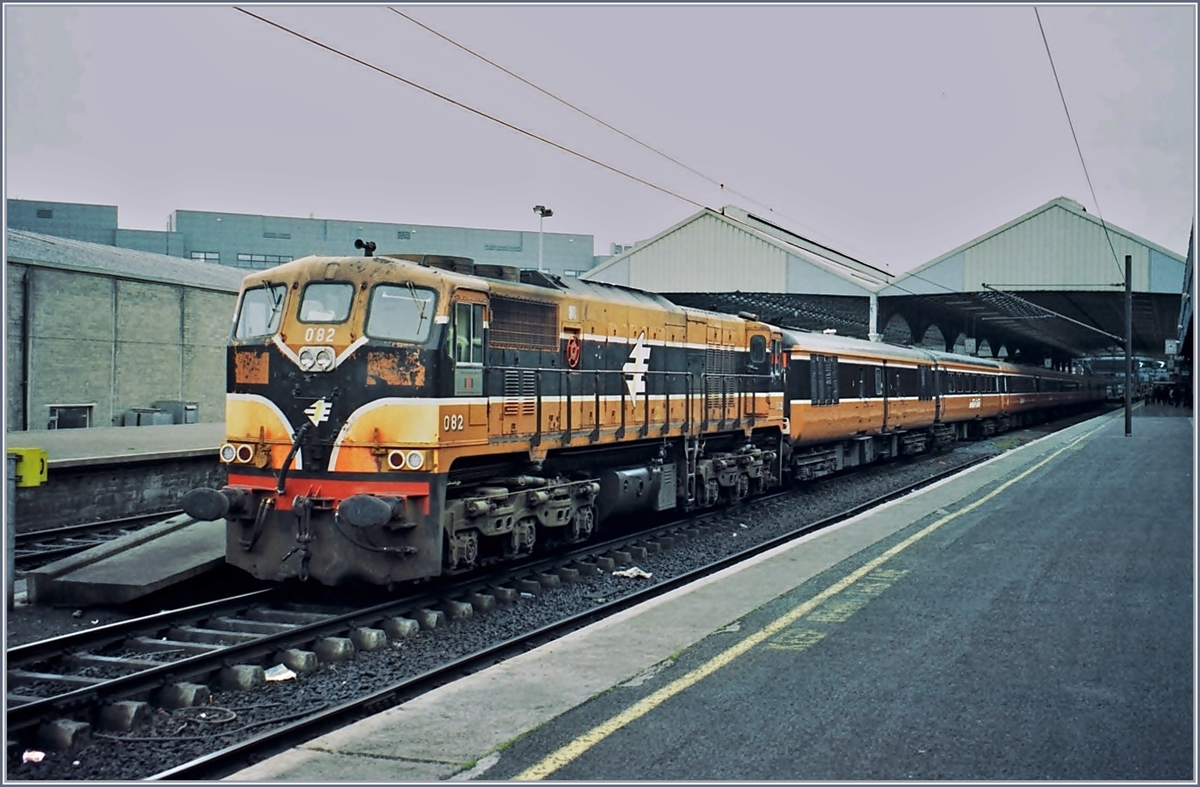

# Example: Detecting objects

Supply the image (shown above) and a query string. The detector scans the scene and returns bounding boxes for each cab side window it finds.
[750,335,767,364]
[452,302,485,364]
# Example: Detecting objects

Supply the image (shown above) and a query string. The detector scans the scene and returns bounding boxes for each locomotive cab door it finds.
[449,291,488,426]
[746,331,773,417]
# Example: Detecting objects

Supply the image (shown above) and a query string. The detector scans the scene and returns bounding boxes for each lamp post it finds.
[533,205,553,273]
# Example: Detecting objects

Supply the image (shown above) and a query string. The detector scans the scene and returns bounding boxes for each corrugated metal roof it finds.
[6,229,246,292]
[883,197,1186,296]
[583,206,890,294]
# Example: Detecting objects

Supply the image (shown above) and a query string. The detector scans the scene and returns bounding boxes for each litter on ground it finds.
[264,664,297,682]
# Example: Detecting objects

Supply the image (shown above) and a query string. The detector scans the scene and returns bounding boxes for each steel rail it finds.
[14,510,185,569]
[150,454,991,780]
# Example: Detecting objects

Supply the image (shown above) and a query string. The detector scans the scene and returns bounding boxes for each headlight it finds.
[314,347,335,371]
[385,450,427,471]
[297,345,335,372]
[220,443,237,463]
[236,444,255,463]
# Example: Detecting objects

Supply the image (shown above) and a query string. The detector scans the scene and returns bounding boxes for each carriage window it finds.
[234,283,287,339]
[365,284,438,343]
[452,302,485,364]
[299,282,354,323]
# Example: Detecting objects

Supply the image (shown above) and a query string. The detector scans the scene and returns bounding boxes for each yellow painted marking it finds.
[765,628,827,651]
[851,578,902,597]
[807,596,871,624]
[512,423,1104,780]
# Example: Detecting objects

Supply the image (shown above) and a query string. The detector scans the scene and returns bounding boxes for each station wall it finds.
[6,262,235,431]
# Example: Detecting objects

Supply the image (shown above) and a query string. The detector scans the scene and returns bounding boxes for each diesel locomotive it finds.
[182,248,1104,587]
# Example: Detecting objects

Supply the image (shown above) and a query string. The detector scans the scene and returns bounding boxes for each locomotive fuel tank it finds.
[596,464,677,521]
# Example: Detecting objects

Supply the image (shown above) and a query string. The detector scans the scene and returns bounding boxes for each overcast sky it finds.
[5,4,1196,272]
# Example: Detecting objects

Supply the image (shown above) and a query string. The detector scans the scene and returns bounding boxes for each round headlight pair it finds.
[298,346,335,371]
[387,450,426,471]
[220,443,255,464]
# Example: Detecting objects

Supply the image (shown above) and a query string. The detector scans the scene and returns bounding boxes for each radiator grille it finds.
[503,369,538,415]
[705,348,738,404]
[490,296,558,351]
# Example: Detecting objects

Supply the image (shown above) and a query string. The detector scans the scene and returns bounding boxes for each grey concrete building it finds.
[7,199,604,278]
[6,229,246,431]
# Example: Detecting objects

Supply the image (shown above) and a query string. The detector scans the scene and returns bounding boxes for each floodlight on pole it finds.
[533,205,553,273]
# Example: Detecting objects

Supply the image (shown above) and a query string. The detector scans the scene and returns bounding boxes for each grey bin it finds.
[123,408,175,427]
[152,401,199,424]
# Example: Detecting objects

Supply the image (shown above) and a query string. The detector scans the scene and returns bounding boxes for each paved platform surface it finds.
[6,422,224,469]
[228,408,1194,782]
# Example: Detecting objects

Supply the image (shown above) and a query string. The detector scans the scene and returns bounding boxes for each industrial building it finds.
[6,229,245,431]
[6,199,604,278]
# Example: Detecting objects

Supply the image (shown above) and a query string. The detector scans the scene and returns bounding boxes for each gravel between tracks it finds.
[6,418,1098,781]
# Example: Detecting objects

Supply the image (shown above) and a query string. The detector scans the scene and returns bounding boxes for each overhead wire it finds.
[233,7,706,211]
[386,6,882,267]
[878,6,1137,343]
[1033,7,1126,282]
[233,6,1102,353]
[237,6,887,274]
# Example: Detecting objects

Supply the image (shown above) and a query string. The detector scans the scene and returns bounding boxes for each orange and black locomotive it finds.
[182,247,1103,587]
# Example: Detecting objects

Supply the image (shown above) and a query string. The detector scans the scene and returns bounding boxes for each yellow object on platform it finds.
[8,447,49,487]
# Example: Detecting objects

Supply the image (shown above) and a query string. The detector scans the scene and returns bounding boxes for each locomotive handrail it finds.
[489,364,777,446]
[486,364,773,448]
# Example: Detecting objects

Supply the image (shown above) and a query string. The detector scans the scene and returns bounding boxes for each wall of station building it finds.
[7,199,603,278]
[6,260,235,431]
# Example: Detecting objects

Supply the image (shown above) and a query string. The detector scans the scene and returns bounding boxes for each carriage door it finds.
[930,362,942,422]
[878,361,889,431]
[450,292,488,426]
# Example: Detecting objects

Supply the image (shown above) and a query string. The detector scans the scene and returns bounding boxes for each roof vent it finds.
[476,264,520,282]
[380,254,476,275]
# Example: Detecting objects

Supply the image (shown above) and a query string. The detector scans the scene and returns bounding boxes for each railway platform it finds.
[7,423,226,606]
[228,406,1194,781]
[6,423,224,532]
[6,422,224,469]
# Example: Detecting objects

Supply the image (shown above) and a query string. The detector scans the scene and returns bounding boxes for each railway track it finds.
[6,447,993,781]
[14,512,184,571]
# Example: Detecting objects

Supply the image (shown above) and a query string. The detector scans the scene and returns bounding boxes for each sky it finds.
[4,3,1197,273]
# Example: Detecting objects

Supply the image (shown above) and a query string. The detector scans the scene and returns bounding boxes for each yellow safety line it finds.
[512,422,1105,780]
